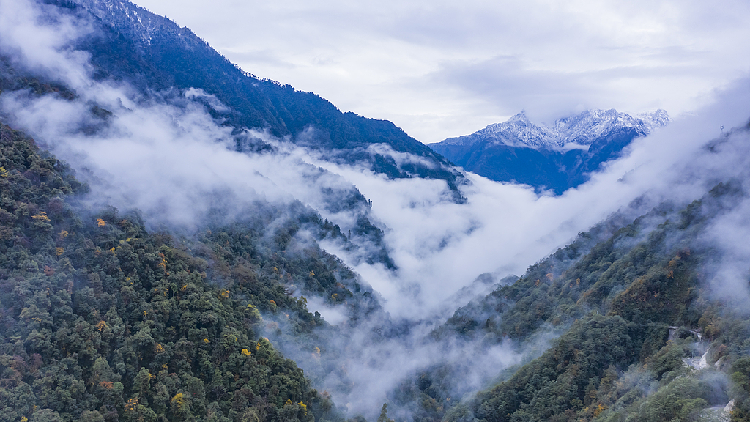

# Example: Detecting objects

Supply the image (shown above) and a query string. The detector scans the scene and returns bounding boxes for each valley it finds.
[0,1,749,422]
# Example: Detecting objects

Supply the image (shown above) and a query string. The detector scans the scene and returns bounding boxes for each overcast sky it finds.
[129,0,750,143]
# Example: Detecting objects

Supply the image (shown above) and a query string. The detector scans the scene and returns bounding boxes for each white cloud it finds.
[297,78,750,320]
[184,88,230,113]
[0,0,93,89]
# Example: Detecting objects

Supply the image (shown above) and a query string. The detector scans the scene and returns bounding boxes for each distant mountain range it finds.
[430,109,670,194]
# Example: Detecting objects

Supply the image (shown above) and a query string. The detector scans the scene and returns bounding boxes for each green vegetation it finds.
[3,112,748,422]
[0,123,352,421]
[396,182,750,422]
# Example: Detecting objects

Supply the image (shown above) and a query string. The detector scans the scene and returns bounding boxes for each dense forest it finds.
[4,117,750,422]
[0,122,358,421]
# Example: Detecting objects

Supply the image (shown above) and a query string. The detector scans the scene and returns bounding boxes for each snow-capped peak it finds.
[507,111,532,125]
[439,109,669,149]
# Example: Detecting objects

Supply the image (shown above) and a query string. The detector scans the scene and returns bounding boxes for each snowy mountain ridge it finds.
[74,0,197,46]
[440,109,669,150]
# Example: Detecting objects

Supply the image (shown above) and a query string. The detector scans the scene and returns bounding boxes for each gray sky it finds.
[130,0,748,143]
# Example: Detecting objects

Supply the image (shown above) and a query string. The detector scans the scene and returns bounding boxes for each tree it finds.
[377,403,394,422]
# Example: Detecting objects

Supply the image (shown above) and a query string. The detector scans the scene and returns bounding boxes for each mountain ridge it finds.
[69,0,466,198]
[436,108,669,150]
[430,109,669,194]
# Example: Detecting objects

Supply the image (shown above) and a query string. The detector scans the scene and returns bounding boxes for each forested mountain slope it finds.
[67,0,464,196]
[0,0,401,270]
[390,148,750,422]
[0,121,367,421]
[451,185,750,421]
[5,114,750,422]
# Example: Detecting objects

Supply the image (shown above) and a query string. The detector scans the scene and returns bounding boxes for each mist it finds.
[308,82,750,320]
[270,80,750,417]
[2,0,750,419]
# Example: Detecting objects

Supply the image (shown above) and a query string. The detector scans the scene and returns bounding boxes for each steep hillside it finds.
[67,0,465,197]
[0,121,369,421]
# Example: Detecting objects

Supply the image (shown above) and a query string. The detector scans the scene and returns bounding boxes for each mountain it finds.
[430,109,669,194]
[3,1,750,422]
[68,0,465,198]
[5,109,750,422]
[0,122,359,422]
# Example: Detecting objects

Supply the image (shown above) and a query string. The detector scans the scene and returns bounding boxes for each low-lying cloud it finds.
[307,81,750,320]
